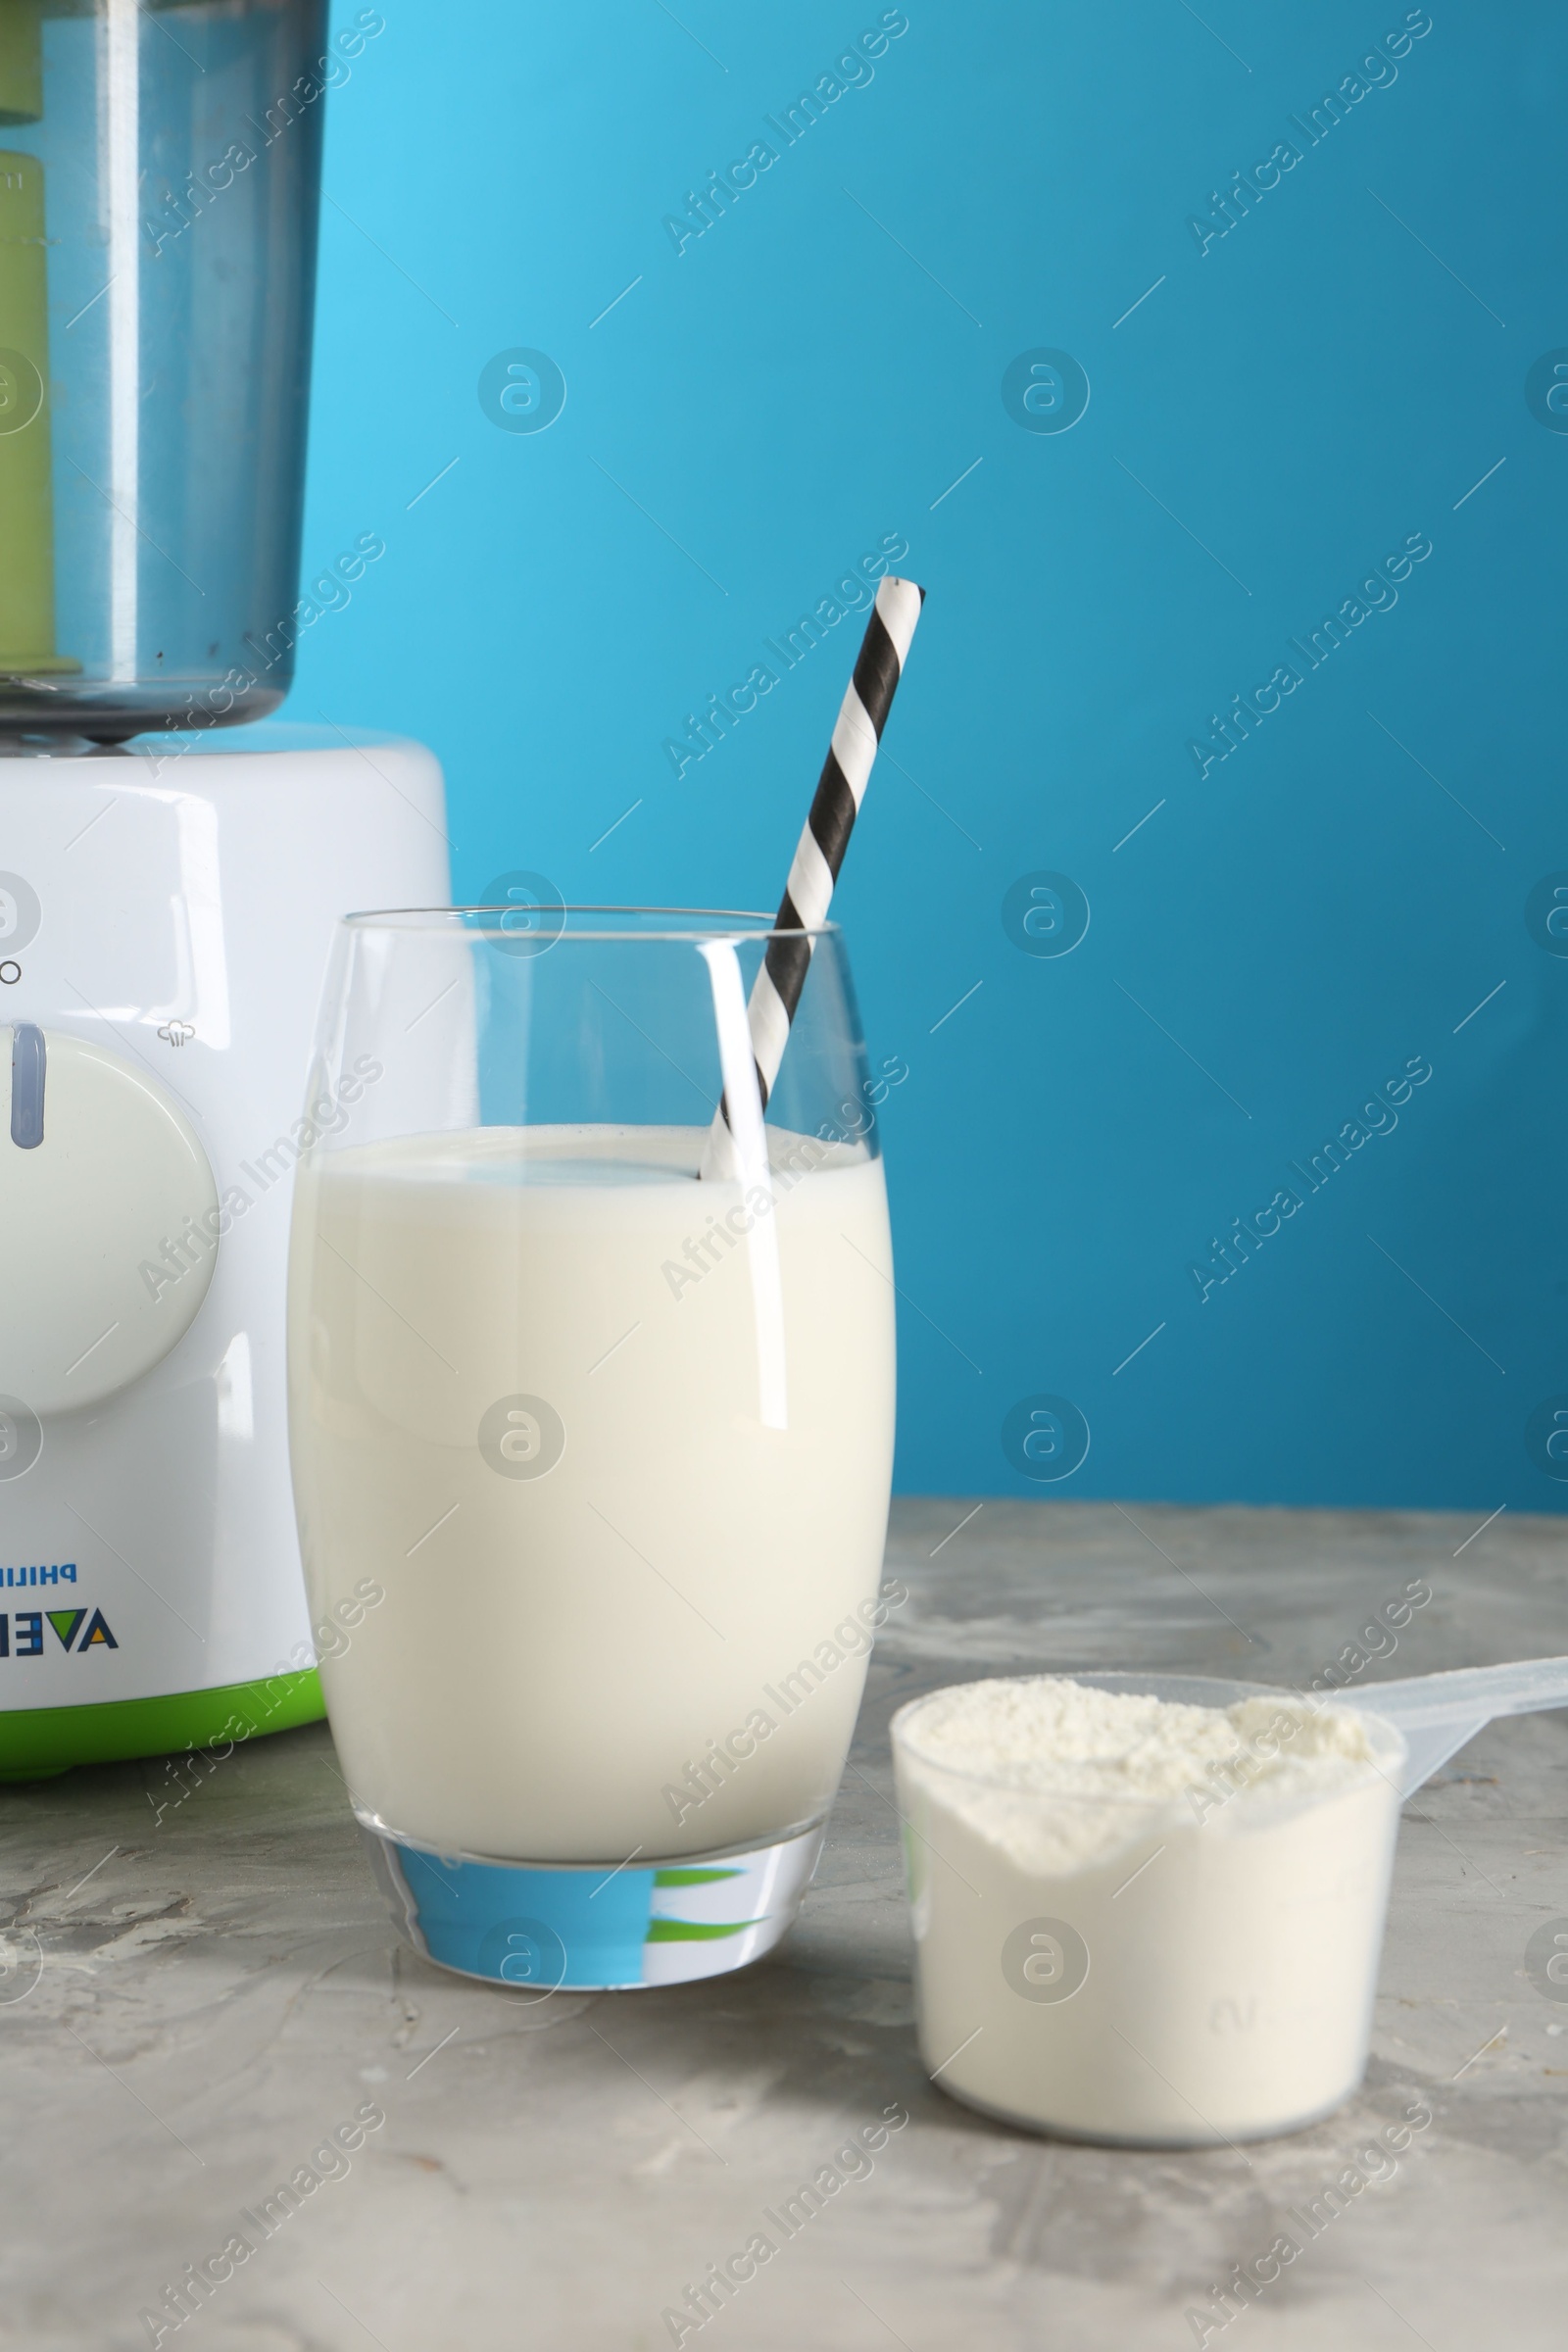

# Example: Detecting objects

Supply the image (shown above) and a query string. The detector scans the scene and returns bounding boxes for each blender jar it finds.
[0,0,328,739]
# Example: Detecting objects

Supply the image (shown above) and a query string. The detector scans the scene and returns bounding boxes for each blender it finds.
[0,0,448,1774]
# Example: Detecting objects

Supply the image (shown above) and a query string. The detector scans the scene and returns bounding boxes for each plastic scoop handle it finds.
[1338,1657,1568,1798]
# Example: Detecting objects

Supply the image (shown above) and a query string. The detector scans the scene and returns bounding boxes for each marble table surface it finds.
[3,1497,1566,2352]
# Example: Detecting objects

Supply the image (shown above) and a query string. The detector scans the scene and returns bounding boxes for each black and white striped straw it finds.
[703,574,925,1177]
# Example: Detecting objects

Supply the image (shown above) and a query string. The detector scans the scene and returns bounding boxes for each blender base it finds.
[0,726,449,1773]
[0,1668,323,1780]
[360,1816,826,1991]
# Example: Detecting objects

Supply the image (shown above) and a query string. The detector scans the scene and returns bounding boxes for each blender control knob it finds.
[0,1026,220,1415]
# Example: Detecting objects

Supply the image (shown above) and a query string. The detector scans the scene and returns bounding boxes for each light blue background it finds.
[293,0,1568,1513]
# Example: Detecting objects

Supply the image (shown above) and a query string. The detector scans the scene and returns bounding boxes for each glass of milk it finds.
[287,907,897,1990]
[892,1671,1407,2144]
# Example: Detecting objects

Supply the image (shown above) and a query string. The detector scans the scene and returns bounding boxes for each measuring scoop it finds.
[1341,1657,1568,1797]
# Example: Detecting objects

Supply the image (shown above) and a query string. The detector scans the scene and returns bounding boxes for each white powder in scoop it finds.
[893,1675,1404,2145]
[900,1677,1378,1873]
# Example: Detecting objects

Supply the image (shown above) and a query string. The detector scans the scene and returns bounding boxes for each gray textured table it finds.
[4,1498,1567,2352]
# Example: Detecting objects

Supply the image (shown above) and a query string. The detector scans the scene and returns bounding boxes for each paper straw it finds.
[700,940,788,1426]
[701,574,925,1178]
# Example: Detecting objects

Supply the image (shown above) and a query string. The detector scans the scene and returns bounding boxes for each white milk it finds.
[893,1677,1405,2144]
[287,1125,895,1861]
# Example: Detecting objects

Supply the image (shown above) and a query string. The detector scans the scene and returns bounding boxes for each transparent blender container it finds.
[0,0,326,740]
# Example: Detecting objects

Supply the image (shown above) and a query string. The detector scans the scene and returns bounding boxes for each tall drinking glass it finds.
[287,907,897,1990]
